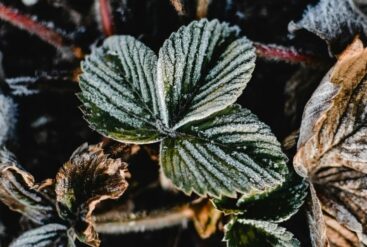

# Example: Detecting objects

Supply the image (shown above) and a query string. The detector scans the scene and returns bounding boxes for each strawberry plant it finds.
[0,1,366,247]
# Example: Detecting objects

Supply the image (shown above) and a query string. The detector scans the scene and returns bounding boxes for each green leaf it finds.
[160,105,288,198]
[10,223,68,247]
[78,20,288,200]
[214,173,308,222]
[79,35,166,144]
[157,19,256,128]
[224,218,300,247]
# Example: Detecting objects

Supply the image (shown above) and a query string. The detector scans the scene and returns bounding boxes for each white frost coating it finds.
[6,77,39,96]
[22,0,38,6]
[159,22,256,129]
[161,106,287,198]
[0,95,16,146]
[289,0,367,51]
[80,19,288,199]
[79,35,168,143]
[10,223,67,247]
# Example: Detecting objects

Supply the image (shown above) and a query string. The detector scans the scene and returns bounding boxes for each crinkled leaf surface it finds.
[289,0,367,53]
[161,105,288,198]
[0,150,55,224]
[294,38,367,246]
[319,169,367,234]
[295,37,367,176]
[307,184,363,247]
[214,173,308,222]
[10,223,68,247]
[55,144,129,247]
[79,19,286,199]
[224,218,300,247]
[157,19,256,128]
[79,35,164,144]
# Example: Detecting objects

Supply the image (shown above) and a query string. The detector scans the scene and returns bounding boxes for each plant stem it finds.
[0,3,81,59]
[254,42,316,64]
[98,0,114,36]
[94,206,193,234]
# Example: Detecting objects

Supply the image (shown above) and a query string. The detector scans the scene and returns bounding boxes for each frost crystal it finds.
[0,94,16,146]
[289,0,367,53]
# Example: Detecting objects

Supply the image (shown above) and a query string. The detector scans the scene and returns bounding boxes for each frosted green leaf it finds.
[10,223,68,247]
[160,105,288,198]
[79,20,288,200]
[224,218,300,247]
[157,19,256,128]
[213,173,308,222]
[79,36,165,144]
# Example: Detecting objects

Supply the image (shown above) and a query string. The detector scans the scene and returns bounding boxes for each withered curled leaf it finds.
[294,37,367,246]
[0,149,55,224]
[289,0,367,53]
[55,143,130,247]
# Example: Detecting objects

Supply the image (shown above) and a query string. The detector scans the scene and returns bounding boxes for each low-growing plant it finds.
[78,18,308,246]
[0,0,366,246]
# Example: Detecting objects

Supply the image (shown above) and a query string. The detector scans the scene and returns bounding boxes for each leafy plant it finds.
[2,0,367,246]
[79,18,289,200]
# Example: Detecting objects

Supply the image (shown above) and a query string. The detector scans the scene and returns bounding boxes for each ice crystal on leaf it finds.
[289,0,367,54]
[79,19,289,199]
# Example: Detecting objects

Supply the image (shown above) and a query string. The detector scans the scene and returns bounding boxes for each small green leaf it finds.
[224,218,300,247]
[160,105,288,198]
[10,223,68,247]
[158,19,256,128]
[214,173,308,222]
[79,36,165,144]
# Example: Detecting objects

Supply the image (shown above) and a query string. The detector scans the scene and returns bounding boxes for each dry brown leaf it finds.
[294,37,367,246]
[0,150,55,224]
[55,143,130,247]
[308,184,362,247]
[189,199,222,239]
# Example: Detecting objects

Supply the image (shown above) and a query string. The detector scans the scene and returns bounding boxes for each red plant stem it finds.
[0,3,66,49]
[254,42,315,64]
[99,0,114,36]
